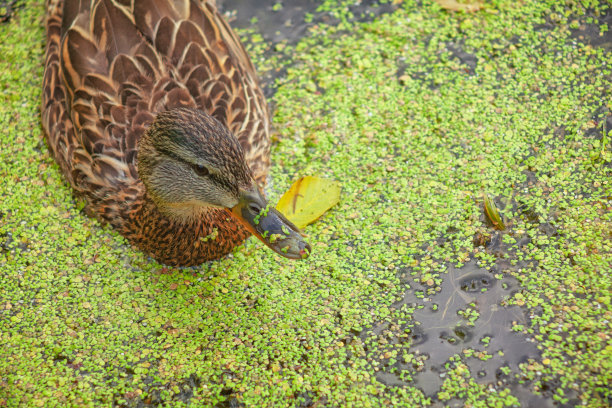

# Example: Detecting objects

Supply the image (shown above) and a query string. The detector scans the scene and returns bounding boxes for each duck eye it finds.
[193,164,209,176]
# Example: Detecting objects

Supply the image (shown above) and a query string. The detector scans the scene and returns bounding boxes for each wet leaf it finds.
[276,176,341,229]
[434,0,484,12]
[483,194,505,230]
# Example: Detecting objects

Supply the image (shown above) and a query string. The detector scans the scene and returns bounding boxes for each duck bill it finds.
[229,187,311,259]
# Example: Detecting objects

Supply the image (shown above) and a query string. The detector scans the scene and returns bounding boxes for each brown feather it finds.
[91,0,138,60]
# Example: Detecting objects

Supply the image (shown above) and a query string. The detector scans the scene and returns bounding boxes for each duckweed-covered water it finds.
[1,0,610,406]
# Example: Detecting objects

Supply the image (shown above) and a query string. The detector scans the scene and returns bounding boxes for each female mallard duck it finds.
[42,0,310,266]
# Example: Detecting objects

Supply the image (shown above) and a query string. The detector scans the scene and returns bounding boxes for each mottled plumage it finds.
[42,0,308,265]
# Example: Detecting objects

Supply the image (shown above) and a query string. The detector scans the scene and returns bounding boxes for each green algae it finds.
[1,0,611,407]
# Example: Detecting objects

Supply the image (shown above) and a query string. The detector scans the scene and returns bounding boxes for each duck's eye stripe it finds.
[156,147,210,177]
[157,146,185,164]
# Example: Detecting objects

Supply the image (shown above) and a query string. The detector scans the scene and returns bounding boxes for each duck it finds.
[41,0,310,266]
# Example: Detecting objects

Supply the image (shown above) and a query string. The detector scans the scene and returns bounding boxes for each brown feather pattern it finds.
[42,0,271,265]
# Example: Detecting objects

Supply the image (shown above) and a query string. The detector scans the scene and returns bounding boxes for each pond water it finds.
[216,1,610,406]
[2,1,608,406]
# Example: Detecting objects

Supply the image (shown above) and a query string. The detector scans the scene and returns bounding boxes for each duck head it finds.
[137,108,310,259]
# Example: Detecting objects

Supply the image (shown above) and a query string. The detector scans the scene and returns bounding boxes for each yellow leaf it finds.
[276,176,341,229]
[434,0,484,12]
[483,193,505,230]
